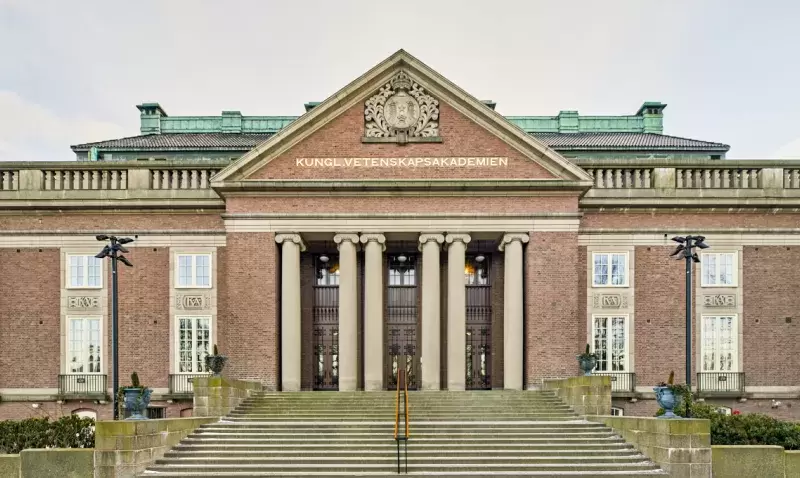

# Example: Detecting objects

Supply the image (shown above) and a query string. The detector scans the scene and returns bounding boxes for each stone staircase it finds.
[140,390,665,477]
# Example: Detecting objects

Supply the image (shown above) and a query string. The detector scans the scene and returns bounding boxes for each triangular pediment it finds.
[212,50,592,189]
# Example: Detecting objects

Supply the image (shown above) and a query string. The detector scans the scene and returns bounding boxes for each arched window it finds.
[72,409,97,420]
[180,408,193,418]
[610,407,624,416]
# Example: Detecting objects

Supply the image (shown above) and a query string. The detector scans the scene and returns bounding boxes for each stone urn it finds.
[655,386,681,418]
[123,387,152,420]
[577,344,597,376]
[205,355,228,376]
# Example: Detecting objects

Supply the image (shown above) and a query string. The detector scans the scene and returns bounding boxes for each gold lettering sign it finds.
[295,157,509,168]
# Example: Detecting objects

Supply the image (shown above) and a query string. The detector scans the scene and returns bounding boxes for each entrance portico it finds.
[274,230,529,391]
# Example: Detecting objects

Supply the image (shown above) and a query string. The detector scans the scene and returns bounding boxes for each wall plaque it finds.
[592,294,628,309]
[67,296,99,309]
[176,295,211,310]
[703,294,736,308]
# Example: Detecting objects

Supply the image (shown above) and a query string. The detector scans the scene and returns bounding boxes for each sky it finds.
[1,0,799,162]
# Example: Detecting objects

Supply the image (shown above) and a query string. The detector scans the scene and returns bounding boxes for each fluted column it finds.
[275,233,306,391]
[419,233,444,390]
[500,233,529,390]
[334,233,359,391]
[446,233,471,391]
[360,233,386,391]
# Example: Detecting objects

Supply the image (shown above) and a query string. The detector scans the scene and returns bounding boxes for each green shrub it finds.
[0,415,94,454]
[656,401,800,450]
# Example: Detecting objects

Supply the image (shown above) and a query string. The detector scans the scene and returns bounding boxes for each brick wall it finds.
[742,246,800,387]
[526,232,580,385]
[582,212,800,229]
[0,248,60,388]
[0,213,224,231]
[218,233,278,388]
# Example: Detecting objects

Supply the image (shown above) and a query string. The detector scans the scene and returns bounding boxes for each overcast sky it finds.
[1,0,799,162]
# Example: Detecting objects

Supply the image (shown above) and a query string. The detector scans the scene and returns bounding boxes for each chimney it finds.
[221,111,243,133]
[557,110,579,133]
[136,103,167,135]
[636,102,667,134]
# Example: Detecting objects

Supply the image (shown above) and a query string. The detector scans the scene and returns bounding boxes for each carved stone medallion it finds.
[67,296,100,309]
[592,294,628,309]
[176,295,211,310]
[703,294,736,308]
[364,70,439,141]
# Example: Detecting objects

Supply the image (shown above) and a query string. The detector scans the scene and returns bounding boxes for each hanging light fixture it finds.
[397,254,407,263]
[475,254,485,263]
[319,254,329,263]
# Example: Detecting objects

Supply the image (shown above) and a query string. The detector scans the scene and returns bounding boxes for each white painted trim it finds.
[589,314,631,373]
[590,251,630,288]
[0,235,226,248]
[700,251,738,288]
[173,315,214,374]
[225,217,579,233]
[64,315,105,375]
[174,253,213,289]
[64,254,104,289]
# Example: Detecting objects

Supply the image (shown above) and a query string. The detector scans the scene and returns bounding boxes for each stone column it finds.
[419,234,444,390]
[360,234,386,391]
[500,233,529,390]
[445,233,471,391]
[275,233,306,392]
[334,234,359,392]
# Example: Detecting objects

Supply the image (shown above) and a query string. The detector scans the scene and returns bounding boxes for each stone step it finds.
[172,442,636,451]
[191,430,617,438]
[141,473,666,477]
[154,456,652,465]
[166,448,641,457]
[180,437,627,445]
[199,422,603,430]
[143,462,660,473]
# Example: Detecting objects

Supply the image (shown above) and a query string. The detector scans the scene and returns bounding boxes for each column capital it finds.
[360,233,386,251]
[499,233,529,252]
[445,233,471,245]
[419,233,445,245]
[275,233,307,252]
[334,233,360,246]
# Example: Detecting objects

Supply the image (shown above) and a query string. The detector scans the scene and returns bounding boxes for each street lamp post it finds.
[669,235,709,418]
[95,235,135,420]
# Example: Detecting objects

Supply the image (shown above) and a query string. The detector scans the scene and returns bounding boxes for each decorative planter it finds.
[577,356,597,376]
[123,387,152,420]
[654,386,681,418]
[205,355,228,376]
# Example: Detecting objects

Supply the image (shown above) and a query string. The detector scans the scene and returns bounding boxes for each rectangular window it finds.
[67,255,103,288]
[701,252,736,287]
[592,315,628,372]
[701,315,738,372]
[592,252,628,287]
[177,316,211,373]
[176,254,212,288]
[67,317,102,373]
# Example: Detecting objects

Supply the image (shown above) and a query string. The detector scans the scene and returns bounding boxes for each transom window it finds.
[388,255,416,286]
[67,317,102,373]
[177,316,211,373]
[592,315,628,372]
[701,252,737,287]
[67,255,103,289]
[701,315,738,372]
[176,254,211,288]
[315,254,340,286]
[592,253,628,287]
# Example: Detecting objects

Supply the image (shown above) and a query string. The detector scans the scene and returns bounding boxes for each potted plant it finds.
[122,372,152,420]
[577,344,598,376]
[655,371,689,419]
[205,344,228,376]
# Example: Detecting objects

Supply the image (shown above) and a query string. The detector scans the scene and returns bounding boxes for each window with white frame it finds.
[176,254,211,288]
[701,252,737,287]
[592,315,628,372]
[701,315,738,372]
[177,316,211,373]
[67,255,103,288]
[610,407,624,416]
[592,252,628,287]
[67,317,102,373]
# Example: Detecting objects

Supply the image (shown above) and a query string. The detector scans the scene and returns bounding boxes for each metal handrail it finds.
[394,366,409,474]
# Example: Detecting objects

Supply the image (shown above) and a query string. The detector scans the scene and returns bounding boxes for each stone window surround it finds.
[699,314,740,374]
[169,247,218,375]
[591,251,630,288]
[65,253,104,289]
[590,313,631,373]
[174,315,213,374]
[65,315,104,375]
[174,253,213,289]
[700,251,738,288]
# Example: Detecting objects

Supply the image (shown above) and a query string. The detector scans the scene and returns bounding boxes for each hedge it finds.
[0,415,94,454]
[658,400,800,450]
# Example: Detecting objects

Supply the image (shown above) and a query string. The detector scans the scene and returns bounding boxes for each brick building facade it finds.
[1,50,797,421]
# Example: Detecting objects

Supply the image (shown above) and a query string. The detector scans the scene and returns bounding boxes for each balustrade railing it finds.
[593,372,636,393]
[0,170,18,190]
[43,169,127,190]
[58,374,107,396]
[785,169,800,189]
[169,373,209,395]
[697,372,745,395]
[585,168,653,188]
[676,168,761,189]
[150,168,221,189]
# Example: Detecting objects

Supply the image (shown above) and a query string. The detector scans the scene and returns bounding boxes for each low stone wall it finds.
[193,376,263,417]
[542,375,611,416]
[94,417,217,477]
[587,415,712,478]
[21,449,93,478]
[712,446,800,478]
[0,455,19,478]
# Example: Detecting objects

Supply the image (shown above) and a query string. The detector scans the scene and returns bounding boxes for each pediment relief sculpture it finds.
[364,70,440,144]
